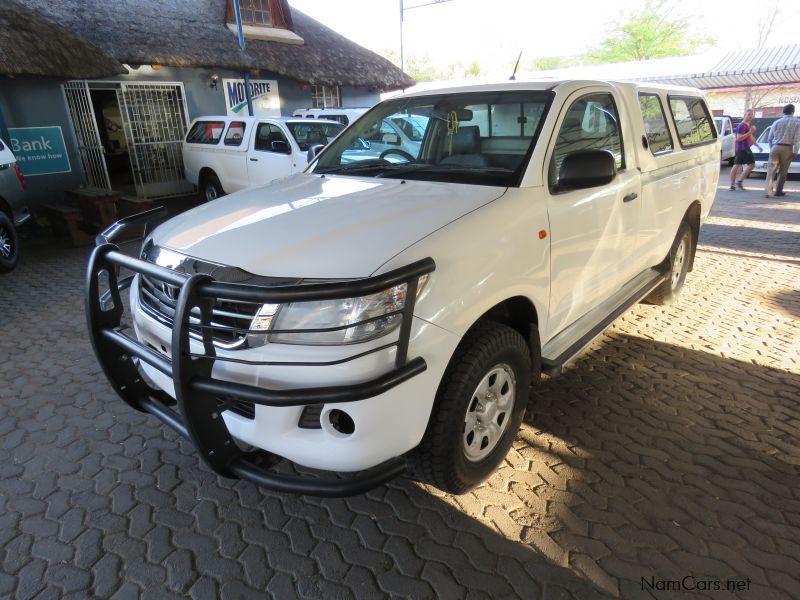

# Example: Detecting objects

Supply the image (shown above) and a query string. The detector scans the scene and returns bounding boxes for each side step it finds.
[541,268,666,376]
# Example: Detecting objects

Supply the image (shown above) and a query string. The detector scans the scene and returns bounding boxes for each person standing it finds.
[765,104,800,197]
[730,110,759,190]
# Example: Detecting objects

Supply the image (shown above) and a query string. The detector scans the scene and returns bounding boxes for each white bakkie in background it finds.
[182,116,345,202]
[90,79,720,496]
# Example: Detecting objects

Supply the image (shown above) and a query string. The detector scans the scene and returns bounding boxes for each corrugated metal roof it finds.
[526,44,800,89]
[640,44,800,88]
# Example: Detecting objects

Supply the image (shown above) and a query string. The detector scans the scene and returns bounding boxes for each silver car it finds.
[0,138,31,272]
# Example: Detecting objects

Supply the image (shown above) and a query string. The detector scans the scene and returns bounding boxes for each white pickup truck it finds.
[714,115,735,165]
[182,116,345,202]
[88,79,719,497]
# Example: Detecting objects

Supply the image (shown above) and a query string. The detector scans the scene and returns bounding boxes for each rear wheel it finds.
[645,221,692,306]
[200,172,224,202]
[410,321,531,494]
[0,212,19,273]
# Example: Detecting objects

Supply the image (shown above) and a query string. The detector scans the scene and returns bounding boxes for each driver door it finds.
[545,89,642,335]
[247,122,293,186]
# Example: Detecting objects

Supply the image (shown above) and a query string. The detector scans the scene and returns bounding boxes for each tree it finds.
[588,0,711,64]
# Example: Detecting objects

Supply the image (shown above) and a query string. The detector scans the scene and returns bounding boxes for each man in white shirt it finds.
[766,104,800,197]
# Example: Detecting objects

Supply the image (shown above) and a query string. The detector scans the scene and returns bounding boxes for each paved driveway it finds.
[1,175,799,599]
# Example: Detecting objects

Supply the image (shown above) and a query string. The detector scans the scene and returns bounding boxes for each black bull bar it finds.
[86,208,436,496]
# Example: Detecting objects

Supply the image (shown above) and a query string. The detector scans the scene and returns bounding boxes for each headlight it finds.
[269,283,408,345]
[246,276,429,347]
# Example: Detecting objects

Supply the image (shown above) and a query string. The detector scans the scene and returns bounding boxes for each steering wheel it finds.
[379,148,416,163]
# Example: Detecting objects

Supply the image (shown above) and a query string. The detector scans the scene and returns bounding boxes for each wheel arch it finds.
[0,196,12,219]
[684,200,701,271]
[465,295,541,379]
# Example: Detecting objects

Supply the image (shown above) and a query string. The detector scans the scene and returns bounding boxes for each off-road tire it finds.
[200,172,225,202]
[410,321,531,494]
[645,221,693,306]
[0,212,19,273]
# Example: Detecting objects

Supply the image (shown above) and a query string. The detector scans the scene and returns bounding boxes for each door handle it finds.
[623,192,638,203]
[249,158,258,162]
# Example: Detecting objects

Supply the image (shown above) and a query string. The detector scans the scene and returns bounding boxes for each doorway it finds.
[64,80,193,199]
[90,89,135,196]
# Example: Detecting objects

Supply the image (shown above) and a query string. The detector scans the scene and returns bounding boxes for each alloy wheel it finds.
[671,235,688,288]
[462,364,516,462]
[0,225,11,259]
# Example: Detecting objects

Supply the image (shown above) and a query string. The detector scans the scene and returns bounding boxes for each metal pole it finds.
[0,105,9,145]
[399,0,404,73]
[232,0,254,116]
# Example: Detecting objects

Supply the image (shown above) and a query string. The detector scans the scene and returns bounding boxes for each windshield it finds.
[310,90,553,186]
[286,121,345,151]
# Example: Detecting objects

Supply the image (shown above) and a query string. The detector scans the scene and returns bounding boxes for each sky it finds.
[289,0,799,77]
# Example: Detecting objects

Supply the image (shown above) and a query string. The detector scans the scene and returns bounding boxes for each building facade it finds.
[0,0,413,209]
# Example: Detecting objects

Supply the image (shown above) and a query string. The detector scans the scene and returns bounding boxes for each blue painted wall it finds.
[0,78,85,210]
[0,68,380,212]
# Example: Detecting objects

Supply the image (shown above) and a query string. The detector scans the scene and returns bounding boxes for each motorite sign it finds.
[223,78,280,116]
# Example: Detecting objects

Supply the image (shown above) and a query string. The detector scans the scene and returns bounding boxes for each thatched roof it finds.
[0,1,125,79]
[22,0,414,90]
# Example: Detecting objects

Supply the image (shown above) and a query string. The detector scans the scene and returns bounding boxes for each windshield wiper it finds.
[314,161,422,176]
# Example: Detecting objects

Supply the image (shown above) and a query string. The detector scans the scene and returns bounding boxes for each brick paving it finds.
[1,170,799,599]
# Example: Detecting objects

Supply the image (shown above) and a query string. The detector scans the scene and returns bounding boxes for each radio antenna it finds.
[509,51,522,81]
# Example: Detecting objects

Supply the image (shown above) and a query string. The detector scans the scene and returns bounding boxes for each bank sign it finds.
[7,127,71,176]
[223,79,280,116]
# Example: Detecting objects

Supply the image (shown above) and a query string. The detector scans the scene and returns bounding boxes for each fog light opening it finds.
[329,409,355,435]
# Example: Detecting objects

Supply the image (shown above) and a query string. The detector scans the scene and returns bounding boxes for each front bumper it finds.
[86,212,437,496]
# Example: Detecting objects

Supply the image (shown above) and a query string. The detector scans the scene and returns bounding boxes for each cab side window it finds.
[255,123,290,153]
[638,94,673,155]
[550,92,624,187]
[668,96,716,147]
[224,121,246,146]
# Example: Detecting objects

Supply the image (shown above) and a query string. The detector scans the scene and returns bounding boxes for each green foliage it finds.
[587,0,711,64]
[380,49,483,82]
[528,55,583,72]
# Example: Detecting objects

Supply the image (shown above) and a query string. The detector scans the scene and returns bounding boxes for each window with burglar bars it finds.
[311,85,341,109]
[237,0,271,26]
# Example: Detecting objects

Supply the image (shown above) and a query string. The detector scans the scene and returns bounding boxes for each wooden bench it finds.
[42,204,94,247]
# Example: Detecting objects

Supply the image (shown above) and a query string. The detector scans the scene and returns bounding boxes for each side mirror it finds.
[382,133,400,145]
[306,144,325,163]
[557,150,616,190]
[271,140,290,154]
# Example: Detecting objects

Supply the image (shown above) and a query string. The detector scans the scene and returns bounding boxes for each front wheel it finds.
[200,172,225,202]
[645,221,692,306]
[410,321,531,494]
[0,212,19,273]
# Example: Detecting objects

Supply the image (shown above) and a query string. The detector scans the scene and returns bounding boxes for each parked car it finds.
[183,116,345,201]
[87,80,719,497]
[714,115,735,165]
[292,107,369,126]
[0,138,31,273]
[750,124,800,178]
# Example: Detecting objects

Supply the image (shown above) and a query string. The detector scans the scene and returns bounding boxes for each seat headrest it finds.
[450,126,480,155]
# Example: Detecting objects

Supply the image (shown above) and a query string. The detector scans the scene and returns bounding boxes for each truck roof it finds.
[392,78,707,99]
[188,115,344,124]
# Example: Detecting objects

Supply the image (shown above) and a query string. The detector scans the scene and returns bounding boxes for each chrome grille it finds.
[138,274,259,347]
[137,243,301,349]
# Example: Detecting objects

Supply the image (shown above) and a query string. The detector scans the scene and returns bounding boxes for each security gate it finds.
[117,83,193,199]
[64,81,193,199]
[64,81,112,190]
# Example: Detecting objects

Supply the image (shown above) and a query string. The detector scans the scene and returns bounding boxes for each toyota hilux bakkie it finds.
[86,80,720,496]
